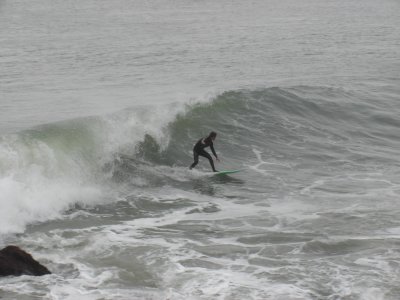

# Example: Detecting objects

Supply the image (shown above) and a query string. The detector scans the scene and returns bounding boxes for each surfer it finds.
[189,131,220,172]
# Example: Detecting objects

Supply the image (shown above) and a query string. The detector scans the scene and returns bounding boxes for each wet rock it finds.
[0,245,51,277]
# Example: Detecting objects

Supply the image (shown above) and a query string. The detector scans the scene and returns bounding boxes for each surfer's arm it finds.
[210,143,218,159]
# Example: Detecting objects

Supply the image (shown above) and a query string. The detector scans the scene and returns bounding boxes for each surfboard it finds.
[214,169,241,175]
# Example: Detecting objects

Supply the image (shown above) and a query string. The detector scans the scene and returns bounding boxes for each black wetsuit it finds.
[190,136,218,172]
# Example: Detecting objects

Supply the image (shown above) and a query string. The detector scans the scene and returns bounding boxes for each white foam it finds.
[0,136,96,235]
[100,102,186,157]
[0,102,190,236]
[0,174,103,234]
[246,148,292,176]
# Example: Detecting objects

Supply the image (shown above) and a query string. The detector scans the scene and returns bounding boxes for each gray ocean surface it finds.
[1,0,400,299]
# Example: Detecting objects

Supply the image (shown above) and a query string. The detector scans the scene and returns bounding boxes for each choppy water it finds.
[1,0,400,299]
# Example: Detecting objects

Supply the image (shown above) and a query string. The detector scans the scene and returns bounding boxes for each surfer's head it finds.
[209,131,217,140]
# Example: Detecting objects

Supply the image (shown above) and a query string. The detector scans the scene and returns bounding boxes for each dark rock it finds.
[0,245,51,277]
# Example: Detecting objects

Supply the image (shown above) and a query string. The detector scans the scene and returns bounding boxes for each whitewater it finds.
[1,0,400,299]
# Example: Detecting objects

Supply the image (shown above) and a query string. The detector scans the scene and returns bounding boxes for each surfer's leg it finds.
[190,151,199,169]
[199,150,217,172]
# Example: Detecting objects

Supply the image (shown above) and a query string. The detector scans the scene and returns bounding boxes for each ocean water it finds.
[1,0,400,299]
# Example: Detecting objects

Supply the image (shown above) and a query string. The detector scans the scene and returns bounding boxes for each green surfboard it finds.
[214,169,241,175]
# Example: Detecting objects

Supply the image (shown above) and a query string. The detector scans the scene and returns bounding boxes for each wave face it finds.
[163,85,400,178]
